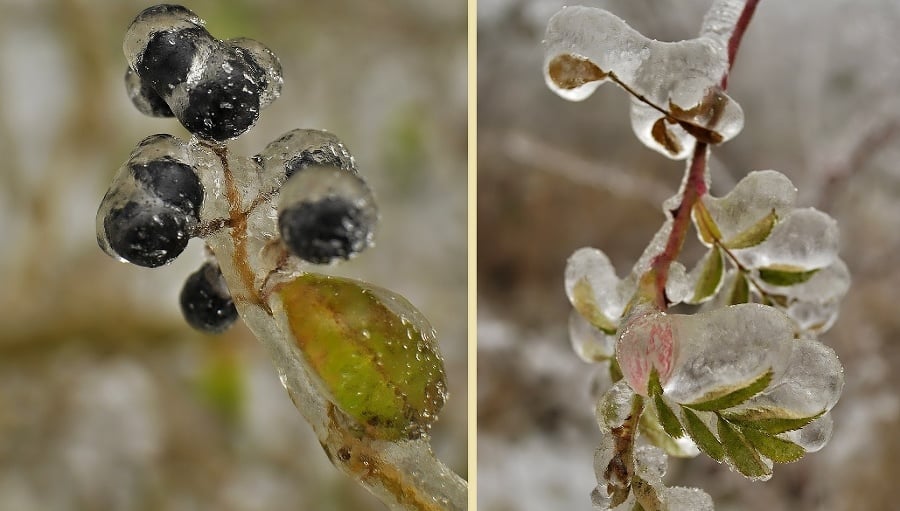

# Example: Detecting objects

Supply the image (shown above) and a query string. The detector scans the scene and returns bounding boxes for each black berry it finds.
[125,67,173,117]
[180,263,238,333]
[180,52,263,140]
[138,26,209,93]
[278,196,371,264]
[104,201,190,268]
[130,157,203,218]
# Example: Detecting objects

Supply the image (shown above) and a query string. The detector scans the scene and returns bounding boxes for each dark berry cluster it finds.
[97,5,377,335]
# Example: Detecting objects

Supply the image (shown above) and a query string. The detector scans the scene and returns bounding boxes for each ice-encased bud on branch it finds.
[543,6,744,159]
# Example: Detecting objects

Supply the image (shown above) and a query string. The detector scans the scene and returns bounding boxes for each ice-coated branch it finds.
[205,145,466,511]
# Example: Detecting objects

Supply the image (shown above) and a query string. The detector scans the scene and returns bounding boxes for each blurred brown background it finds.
[478,1,900,510]
[0,1,466,510]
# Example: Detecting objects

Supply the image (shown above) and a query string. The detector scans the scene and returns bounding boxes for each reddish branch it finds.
[646,0,761,309]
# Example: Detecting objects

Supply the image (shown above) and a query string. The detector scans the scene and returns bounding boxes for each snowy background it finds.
[0,1,466,510]
[479,1,900,510]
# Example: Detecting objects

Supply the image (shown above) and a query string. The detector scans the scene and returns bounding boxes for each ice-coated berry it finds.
[180,263,238,333]
[130,157,203,218]
[279,196,372,264]
[125,67,173,117]
[179,50,264,140]
[285,149,347,179]
[138,26,210,92]
[103,201,190,268]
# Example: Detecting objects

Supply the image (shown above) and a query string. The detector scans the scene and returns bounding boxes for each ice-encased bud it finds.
[255,129,358,183]
[543,6,744,159]
[277,165,377,265]
[617,304,794,402]
[701,170,798,245]
[227,37,283,108]
[565,248,634,332]
[595,380,635,432]
[97,134,200,267]
[124,67,173,117]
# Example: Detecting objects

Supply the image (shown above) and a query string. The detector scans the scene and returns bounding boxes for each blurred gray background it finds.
[0,1,466,510]
[478,1,900,510]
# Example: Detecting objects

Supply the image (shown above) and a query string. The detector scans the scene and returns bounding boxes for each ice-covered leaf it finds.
[739,427,805,463]
[721,409,823,434]
[728,272,750,305]
[566,248,632,334]
[717,416,771,479]
[782,413,833,453]
[684,369,772,412]
[691,201,722,245]
[570,310,617,363]
[724,209,777,249]
[639,406,700,458]
[758,267,819,286]
[736,339,844,418]
[654,394,685,439]
[543,6,744,160]
[596,380,637,432]
[273,273,446,441]
[681,408,724,462]
[734,208,839,271]
[689,246,724,304]
[703,170,797,244]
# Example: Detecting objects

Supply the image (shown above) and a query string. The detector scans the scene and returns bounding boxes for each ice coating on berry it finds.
[277,165,376,264]
[255,128,358,182]
[124,67,173,117]
[96,134,199,266]
[227,37,283,108]
[103,201,190,268]
[180,262,238,333]
[178,46,263,140]
[130,157,203,218]
[543,6,744,159]
[123,4,206,74]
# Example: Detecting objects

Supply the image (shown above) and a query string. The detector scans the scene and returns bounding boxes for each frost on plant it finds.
[546,1,847,509]
[96,5,464,511]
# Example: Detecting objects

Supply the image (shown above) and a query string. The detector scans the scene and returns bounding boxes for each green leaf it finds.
[692,201,722,245]
[690,247,724,303]
[639,406,697,457]
[729,272,750,305]
[717,416,771,478]
[655,394,684,439]
[572,279,619,334]
[740,427,806,463]
[277,274,447,441]
[722,409,824,434]
[724,210,777,249]
[682,408,724,462]
[758,267,819,286]
[647,367,663,397]
[684,370,773,412]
